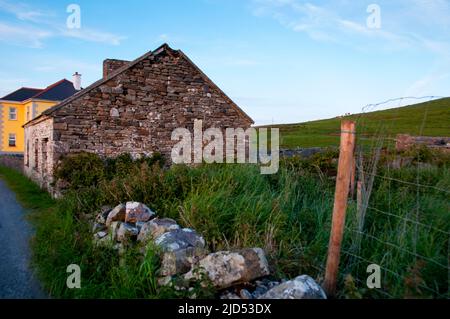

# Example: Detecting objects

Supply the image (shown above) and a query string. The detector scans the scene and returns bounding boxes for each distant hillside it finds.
[267,98,450,148]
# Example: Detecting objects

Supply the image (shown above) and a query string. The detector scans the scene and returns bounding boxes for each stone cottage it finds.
[23,44,254,191]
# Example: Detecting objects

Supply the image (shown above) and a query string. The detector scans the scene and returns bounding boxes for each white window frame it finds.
[8,133,16,147]
[9,107,17,120]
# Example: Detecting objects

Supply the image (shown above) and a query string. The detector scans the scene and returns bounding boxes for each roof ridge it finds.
[20,87,43,91]
[45,78,71,89]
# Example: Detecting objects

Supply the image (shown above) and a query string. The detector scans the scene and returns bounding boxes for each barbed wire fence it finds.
[316,96,449,298]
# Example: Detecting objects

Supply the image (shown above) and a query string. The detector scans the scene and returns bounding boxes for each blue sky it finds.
[0,0,449,125]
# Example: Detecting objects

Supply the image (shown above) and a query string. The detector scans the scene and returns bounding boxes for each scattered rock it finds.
[137,218,180,243]
[92,223,107,233]
[154,228,205,252]
[91,202,323,300]
[184,248,270,289]
[125,202,155,224]
[95,214,106,225]
[239,289,253,299]
[251,278,280,297]
[157,276,173,287]
[117,223,139,243]
[94,231,108,239]
[220,292,241,299]
[136,221,146,232]
[252,285,269,298]
[258,275,326,299]
[109,221,121,242]
[150,227,208,277]
[160,246,208,276]
[93,233,113,247]
[106,203,126,227]
[95,206,112,224]
[101,205,112,214]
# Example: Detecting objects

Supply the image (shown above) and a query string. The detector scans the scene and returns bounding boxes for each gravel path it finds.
[0,179,46,298]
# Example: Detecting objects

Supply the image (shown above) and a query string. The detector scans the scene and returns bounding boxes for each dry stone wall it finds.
[396,134,450,152]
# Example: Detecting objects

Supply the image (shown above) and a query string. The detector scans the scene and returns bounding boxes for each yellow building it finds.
[0,77,80,154]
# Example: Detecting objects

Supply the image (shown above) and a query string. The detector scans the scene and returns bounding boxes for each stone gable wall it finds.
[50,49,252,163]
[24,117,55,191]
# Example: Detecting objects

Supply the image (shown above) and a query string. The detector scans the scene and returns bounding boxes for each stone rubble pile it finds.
[93,202,327,299]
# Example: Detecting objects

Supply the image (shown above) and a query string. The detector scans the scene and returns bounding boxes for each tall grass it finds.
[0,151,448,299]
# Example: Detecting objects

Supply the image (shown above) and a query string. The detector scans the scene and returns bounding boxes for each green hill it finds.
[267,97,450,148]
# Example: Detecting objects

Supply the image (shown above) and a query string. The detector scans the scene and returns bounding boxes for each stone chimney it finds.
[103,59,130,78]
[72,72,82,90]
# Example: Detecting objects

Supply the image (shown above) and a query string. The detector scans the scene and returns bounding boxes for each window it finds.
[9,107,17,120]
[42,138,48,174]
[34,139,39,170]
[25,141,29,166]
[8,134,16,147]
[27,106,30,121]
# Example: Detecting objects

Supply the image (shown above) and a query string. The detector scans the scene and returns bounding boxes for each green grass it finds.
[0,166,54,211]
[0,166,200,299]
[267,98,450,148]
[1,151,448,299]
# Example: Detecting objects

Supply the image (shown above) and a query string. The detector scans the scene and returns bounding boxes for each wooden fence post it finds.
[323,120,356,297]
[350,154,356,198]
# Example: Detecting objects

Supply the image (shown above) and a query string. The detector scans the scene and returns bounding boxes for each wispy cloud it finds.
[0,0,125,47]
[251,0,450,56]
[253,1,341,43]
[60,28,126,46]
[0,0,51,22]
[399,0,450,31]
[0,22,52,48]
[405,72,450,97]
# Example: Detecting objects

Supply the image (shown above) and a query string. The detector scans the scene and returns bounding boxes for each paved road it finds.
[0,178,46,298]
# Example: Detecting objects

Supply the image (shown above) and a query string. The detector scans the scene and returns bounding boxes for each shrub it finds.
[54,152,165,191]
[54,152,105,190]
[404,145,450,166]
